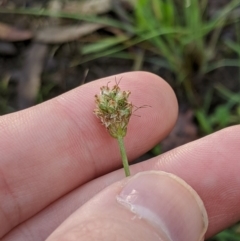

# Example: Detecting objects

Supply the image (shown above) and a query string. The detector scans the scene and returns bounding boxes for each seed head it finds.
[94,82,133,138]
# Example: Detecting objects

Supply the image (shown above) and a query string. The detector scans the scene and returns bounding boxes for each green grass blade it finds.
[81,36,130,55]
[0,8,135,33]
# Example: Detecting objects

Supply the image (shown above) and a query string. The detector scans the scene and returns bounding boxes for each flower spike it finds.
[94,81,133,139]
[94,79,133,176]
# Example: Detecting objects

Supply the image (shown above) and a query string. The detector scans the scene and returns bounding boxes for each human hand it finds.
[1,72,239,241]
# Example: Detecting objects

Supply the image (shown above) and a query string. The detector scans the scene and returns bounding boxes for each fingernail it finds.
[117,171,208,241]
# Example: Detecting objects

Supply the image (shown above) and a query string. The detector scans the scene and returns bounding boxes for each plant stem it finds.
[117,136,130,177]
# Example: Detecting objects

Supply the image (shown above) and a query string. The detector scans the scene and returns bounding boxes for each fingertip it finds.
[116,71,178,153]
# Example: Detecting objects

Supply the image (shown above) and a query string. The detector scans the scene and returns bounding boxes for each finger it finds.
[3,126,240,241]
[46,171,208,241]
[0,71,178,236]
[151,125,240,238]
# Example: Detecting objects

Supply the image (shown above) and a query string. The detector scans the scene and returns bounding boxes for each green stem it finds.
[117,136,130,177]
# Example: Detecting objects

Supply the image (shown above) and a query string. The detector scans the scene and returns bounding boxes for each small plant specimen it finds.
[94,79,134,177]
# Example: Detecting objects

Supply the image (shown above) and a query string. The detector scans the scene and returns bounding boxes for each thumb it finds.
[46,171,208,241]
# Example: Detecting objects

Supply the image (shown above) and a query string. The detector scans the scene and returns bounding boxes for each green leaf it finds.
[225,39,240,55]
[211,105,231,128]
[81,36,129,55]
[195,109,213,134]
[151,144,161,156]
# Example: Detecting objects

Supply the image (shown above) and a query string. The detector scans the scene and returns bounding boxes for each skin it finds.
[0,71,239,240]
